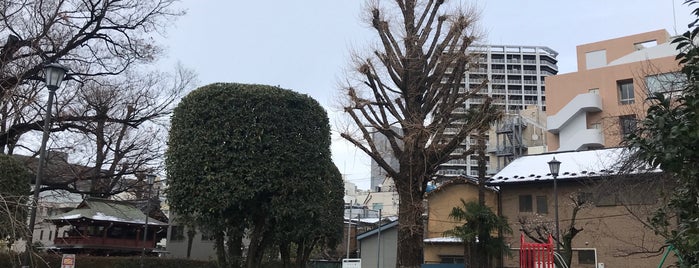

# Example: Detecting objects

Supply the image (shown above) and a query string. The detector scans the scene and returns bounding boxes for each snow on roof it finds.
[46,198,167,225]
[424,237,462,243]
[488,148,655,184]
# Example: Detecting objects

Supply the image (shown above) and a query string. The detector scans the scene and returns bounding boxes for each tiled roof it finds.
[487,148,658,185]
[45,197,167,225]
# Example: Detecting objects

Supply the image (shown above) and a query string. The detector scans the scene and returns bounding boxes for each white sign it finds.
[342,258,361,268]
[61,254,76,268]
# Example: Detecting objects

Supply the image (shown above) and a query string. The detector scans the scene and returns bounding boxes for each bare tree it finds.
[519,192,591,267]
[0,0,192,196]
[29,66,195,197]
[0,0,184,152]
[340,1,500,266]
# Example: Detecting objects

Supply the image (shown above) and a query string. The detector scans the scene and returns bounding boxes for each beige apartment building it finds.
[546,29,682,151]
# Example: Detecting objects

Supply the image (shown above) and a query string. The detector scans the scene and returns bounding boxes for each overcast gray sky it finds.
[159,1,692,190]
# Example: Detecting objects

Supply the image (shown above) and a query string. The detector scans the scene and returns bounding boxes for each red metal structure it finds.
[519,234,554,268]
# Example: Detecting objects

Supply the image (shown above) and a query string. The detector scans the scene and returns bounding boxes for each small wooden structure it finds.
[519,234,554,268]
[45,198,167,255]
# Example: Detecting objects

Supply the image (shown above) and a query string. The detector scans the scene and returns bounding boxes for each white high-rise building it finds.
[436,45,559,178]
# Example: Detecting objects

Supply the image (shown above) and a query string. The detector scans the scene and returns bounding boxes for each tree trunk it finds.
[186,227,196,259]
[226,227,244,268]
[215,230,228,268]
[246,214,269,268]
[395,172,426,268]
[279,242,291,268]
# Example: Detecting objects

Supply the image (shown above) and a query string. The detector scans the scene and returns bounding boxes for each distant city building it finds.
[437,45,559,178]
[369,127,401,192]
[545,29,681,151]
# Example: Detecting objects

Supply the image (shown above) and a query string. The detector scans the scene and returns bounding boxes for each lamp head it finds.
[146,174,156,185]
[548,157,561,177]
[43,62,69,91]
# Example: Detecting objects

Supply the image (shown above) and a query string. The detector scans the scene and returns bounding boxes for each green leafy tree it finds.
[626,1,699,266]
[275,160,344,268]
[445,199,511,268]
[0,154,30,248]
[339,1,500,266]
[167,83,340,268]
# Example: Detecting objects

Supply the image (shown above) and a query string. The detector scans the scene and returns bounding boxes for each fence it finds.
[519,234,554,268]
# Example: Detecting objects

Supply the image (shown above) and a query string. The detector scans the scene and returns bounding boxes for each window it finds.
[618,184,658,205]
[49,231,53,241]
[440,255,465,264]
[595,192,617,207]
[519,195,533,212]
[588,88,599,95]
[578,250,596,264]
[618,79,635,104]
[536,196,548,214]
[619,115,637,136]
[39,230,44,240]
[170,226,185,241]
[646,72,686,93]
[577,192,594,205]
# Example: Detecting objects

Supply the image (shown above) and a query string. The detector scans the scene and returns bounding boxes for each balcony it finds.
[547,93,602,133]
[558,128,605,151]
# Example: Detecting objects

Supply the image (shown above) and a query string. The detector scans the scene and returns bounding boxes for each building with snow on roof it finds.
[489,147,673,268]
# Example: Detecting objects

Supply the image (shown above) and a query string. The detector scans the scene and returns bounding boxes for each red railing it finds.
[520,234,554,268]
[54,236,155,250]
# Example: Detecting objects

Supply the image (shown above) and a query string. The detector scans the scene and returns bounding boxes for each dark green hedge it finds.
[0,254,217,268]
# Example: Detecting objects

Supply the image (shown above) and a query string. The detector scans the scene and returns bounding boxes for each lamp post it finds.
[548,157,561,253]
[372,203,383,268]
[346,202,353,259]
[140,174,156,268]
[24,62,69,268]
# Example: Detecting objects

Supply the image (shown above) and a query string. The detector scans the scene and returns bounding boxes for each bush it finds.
[0,253,217,268]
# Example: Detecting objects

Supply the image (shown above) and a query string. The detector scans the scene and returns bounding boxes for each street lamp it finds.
[548,157,561,253]
[141,174,156,268]
[24,62,69,268]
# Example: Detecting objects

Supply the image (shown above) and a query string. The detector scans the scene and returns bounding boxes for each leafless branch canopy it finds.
[0,0,193,197]
[341,0,500,183]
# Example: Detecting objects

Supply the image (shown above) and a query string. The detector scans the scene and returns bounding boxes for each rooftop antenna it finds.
[673,0,678,35]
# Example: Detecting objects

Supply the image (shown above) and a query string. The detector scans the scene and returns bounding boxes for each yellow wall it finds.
[423,180,499,264]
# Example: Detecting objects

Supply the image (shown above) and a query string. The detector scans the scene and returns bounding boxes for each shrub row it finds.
[0,253,217,268]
